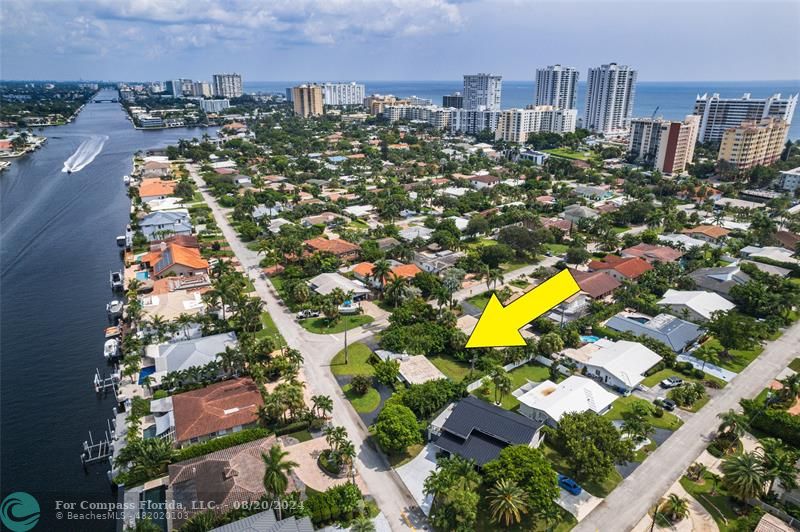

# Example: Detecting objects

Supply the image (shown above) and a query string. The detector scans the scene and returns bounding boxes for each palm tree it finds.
[661,493,689,523]
[721,452,766,502]
[708,472,722,496]
[717,409,749,440]
[370,259,392,296]
[758,438,799,494]
[339,440,357,482]
[385,276,412,308]
[311,395,333,419]
[778,373,800,403]
[261,444,298,520]
[488,478,529,527]
[349,516,375,532]
[291,283,310,305]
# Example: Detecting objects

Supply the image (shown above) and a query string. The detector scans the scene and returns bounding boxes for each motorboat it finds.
[123,175,131,185]
[106,299,124,319]
[116,235,127,247]
[103,339,120,359]
[110,270,124,291]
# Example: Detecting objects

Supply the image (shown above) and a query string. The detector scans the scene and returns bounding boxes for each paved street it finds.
[190,167,423,531]
[575,320,800,532]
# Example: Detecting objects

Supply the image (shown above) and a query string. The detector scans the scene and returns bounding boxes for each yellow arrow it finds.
[465,269,580,348]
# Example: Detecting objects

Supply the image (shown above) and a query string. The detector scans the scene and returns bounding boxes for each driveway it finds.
[557,488,603,521]
[677,353,738,382]
[395,443,438,516]
[575,319,800,532]
[190,167,423,531]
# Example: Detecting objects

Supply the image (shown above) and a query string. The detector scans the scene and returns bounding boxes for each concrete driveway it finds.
[557,487,603,521]
[395,443,438,516]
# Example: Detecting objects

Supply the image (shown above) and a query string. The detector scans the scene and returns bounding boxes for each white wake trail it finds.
[62,135,108,173]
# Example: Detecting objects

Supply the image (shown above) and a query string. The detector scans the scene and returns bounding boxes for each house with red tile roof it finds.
[570,270,622,299]
[141,243,209,279]
[588,255,653,281]
[171,378,263,446]
[681,225,730,244]
[139,178,177,203]
[303,237,360,261]
[352,261,422,287]
[621,243,683,264]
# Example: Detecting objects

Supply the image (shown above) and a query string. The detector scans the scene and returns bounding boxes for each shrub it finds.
[741,399,800,447]
[152,390,168,400]
[373,403,422,454]
[274,421,310,437]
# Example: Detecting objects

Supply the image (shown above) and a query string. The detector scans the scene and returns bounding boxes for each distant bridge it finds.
[92,98,119,103]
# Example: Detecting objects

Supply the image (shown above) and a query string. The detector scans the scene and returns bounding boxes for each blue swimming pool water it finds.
[138,365,155,384]
[135,271,149,280]
[580,335,600,343]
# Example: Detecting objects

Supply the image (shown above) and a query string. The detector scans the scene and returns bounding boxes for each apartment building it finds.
[535,65,579,109]
[583,63,637,135]
[463,73,502,111]
[443,92,464,108]
[628,115,700,174]
[718,118,789,171]
[291,84,324,117]
[693,93,797,143]
[495,106,578,143]
[322,82,365,106]
[212,73,243,99]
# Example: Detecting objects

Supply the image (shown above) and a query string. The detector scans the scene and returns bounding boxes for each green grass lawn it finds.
[347,219,369,230]
[789,357,800,372]
[466,291,492,310]
[330,342,375,376]
[641,368,727,389]
[472,363,552,410]
[343,383,381,413]
[510,279,530,289]
[605,395,683,431]
[501,261,529,273]
[544,243,569,255]
[542,444,622,498]
[542,147,594,161]
[611,226,630,234]
[386,443,425,468]
[299,314,374,334]
[698,337,763,373]
[256,312,285,346]
[678,394,711,413]
[679,473,758,532]
[428,355,477,383]
[475,492,577,532]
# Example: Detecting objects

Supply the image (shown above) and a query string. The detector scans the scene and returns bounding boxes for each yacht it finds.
[110,270,124,291]
[106,299,124,319]
[103,338,120,359]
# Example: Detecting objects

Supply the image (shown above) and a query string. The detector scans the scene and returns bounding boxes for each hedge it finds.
[274,420,310,437]
[304,483,364,526]
[176,428,271,462]
[741,399,800,448]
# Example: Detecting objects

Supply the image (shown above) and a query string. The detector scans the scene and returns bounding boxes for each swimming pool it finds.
[580,335,600,343]
[135,271,150,280]
[138,365,155,384]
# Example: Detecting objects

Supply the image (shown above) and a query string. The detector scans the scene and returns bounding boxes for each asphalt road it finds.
[575,319,800,532]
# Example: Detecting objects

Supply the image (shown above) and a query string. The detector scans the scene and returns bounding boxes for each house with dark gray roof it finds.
[210,510,313,532]
[688,265,750,299]
[606,312,703,353]
[429,396,543,466]
[140,210,193,241]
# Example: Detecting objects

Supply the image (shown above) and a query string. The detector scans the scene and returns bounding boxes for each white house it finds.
[562,339,662,392]
[657,289,736,322]
[516,375,618,427]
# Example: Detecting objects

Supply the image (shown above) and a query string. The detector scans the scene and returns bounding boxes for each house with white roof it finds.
[398,226,434,242]
[659,233,713,250]
[144,332,238,385]
[306,273,371,300]
[740,246,800,266]
[562,339,662,393]
[657,289,736,323]
[516,375,618,427]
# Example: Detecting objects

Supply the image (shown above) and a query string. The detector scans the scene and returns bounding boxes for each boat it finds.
[104,326,121,338]
[116,235,126,247]
[110,270,124,291]
[123,175,131,185]
[103,339,120,359]
[106,299,124,319]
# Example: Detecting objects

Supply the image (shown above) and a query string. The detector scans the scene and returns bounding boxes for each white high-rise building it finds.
[495,106,577,143]
[199,99,230,113]
[212,73,243,99]
[583,63,637,135]
[463,73,502,111]
[535,65,579,110]
[693,93,798,143]
[322,82,365,106]
[628,115,700,174]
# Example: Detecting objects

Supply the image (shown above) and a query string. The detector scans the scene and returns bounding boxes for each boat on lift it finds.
[110,270,124,291]
[103,338,120,359]
[106,299,124,319]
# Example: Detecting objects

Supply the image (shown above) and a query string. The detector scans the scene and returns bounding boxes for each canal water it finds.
[0,89,216,530]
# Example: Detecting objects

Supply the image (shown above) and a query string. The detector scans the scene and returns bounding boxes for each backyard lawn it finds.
[343,383,381,413]
[542,444,623,498]
[605,395,683,431]
[472,363,553,410]
[428,354,477,382]
[330,342,375,376]
[641,368,727,389]
[466,291,492,310]
[299,314,374,334]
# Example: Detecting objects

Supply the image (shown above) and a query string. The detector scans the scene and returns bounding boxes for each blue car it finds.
[558,474,582,495]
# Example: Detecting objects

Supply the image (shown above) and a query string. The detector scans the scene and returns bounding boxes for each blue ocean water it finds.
[245,80,800,140]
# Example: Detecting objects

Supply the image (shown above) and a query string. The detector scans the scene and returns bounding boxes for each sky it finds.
[1,0,799,82]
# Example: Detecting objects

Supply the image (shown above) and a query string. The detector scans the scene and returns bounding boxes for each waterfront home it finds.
[605,311,703,353]
[680,225,730,244]
[620,243,683,264]
[145,332,238,386]
[141,160,170,178]
[138,178,177,204]
[516,375,618,427]
[587,255,653,281]
[570,270,622,299]
[141,242,209,279]
[139,211,192,241]
[561,339,662,393]
[169,378,263,446]
[429,396,544,466]
[307,273,371,300]
[657,289,736,322]
[687,265,750,300]
[209,511,313,532]
[303,237,360,261]
[166,436,282,530]
[139,289,206,321]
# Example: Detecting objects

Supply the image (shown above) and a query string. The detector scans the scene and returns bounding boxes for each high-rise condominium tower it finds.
[463,73,502,111]
[583,63,637,134]
[535,65,579,110]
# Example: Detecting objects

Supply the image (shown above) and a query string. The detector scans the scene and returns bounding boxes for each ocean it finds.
[245,80,800,140]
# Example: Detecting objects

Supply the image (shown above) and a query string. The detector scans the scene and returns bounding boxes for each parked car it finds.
[660,376,684,389]
[557,474,582,495]
[655,397,677,411]
[296,309,320,319]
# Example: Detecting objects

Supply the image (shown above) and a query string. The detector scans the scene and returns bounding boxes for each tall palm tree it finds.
[721,452,766,502]
[339,440,357,482]
[370,259,392,296]
[261,445,298,520]
[717,409,749,439]
[385,276,412,308]
[758,439,799,494]
[311,395,333,419]
[488,478,529,527]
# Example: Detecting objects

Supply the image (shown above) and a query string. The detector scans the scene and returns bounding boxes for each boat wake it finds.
[62,135,108,173]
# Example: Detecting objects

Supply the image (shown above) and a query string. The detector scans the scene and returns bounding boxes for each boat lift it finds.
[93,368,120,396]
[80,419,114,467]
